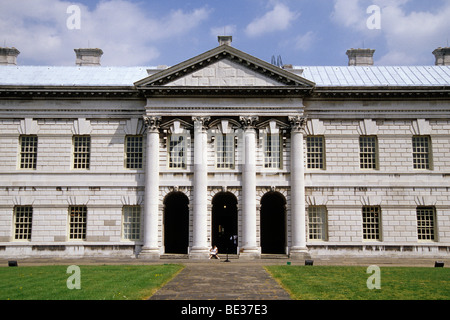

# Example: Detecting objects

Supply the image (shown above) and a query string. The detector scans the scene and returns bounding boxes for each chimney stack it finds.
[218,35,232,46]
[74,48,103,66]
[346,48,375,66]
[432,47,450,66]
[0,47,20,65]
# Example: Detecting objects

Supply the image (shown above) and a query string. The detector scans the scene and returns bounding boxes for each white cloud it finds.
[245,3,298,37]
[331,0,450,65]
[0,0,210,66]
[294,31,316,51]
[210,24,237,37]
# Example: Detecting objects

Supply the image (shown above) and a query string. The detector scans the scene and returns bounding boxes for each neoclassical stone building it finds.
[0,37,449,259]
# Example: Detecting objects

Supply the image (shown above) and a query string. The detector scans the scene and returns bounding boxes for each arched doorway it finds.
[163,191,189,254]
[212,192,238,254]
[260,191,286,254]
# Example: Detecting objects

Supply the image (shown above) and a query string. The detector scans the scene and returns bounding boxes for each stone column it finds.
[139,116,161,259]
[240,116,260,259]
[190,116,210,259]
[288,115,309,258]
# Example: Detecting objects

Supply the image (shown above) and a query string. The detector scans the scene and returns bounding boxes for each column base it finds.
[138,247,160,260]
[289,247,311,260]
[239,247,261,260]
[189,247,210,260]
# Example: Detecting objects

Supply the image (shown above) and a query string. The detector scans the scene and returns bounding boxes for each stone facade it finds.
[0,40,449,259]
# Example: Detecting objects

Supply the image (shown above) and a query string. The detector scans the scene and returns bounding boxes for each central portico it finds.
[135,37,314,259]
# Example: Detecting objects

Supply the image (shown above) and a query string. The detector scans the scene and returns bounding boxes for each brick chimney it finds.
[0,47,20,65]
[74,48,103,66]
[432,47,450,66]
[218,35,232,46]
[346,48,375,66]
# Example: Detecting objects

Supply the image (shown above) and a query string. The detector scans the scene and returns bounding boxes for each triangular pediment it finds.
[134,45,315,89]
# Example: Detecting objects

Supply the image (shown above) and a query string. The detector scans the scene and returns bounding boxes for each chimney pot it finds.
[432,47,450,66]
[74,48,103,66]
[0,47,20,65]
[218,35,232,46]
[346,48,375,66]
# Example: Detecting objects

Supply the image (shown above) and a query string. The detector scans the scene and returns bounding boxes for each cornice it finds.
[0,86,141,99]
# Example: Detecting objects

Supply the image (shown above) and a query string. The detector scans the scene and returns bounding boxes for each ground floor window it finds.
[122,206,141,240]
[308,206,327,240]
[416,206,436,241]
[362,206,381,240]
[14,206,33,241]
[69,206,87,240]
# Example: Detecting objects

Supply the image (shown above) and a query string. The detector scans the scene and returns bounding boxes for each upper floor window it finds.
[125,135,143,169]
[168,134,186,169]
[216,134,235,169]
[19,135,38,169]
[412,136,432,170]
[306,136,325,169]
[264,134,281,169]
[73,135,91,169]
[359,136,378,169]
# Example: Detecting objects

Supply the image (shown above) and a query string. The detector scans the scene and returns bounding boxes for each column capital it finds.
[192,116,210,131]
[239,116,259,130]
[289,115,307,133]
[143,116,161,133]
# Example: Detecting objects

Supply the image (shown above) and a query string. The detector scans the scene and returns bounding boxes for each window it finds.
[306,136,325,169]
[216,134,234,169]
[359,136,378,169]
[14,206,33,241]
[264,134,281,168]
[416,207,436,241]
[362,206,381,240]
[125,135,143,169]
[412,136,431,170]
[168,134,186,168]
[73,136,91,169]
[19,135,38,169]
[122,206,141,240]
[308,206,327,240]
[69,206,87,240]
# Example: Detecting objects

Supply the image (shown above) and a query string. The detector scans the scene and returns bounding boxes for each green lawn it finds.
[0,264,183,300]
[265,265,450,300]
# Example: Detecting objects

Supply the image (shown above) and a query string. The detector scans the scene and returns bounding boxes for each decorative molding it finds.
[360,196,382,206]
[124,118,145,135]
[305,119,325,136]
[358,119,378,136]
[67,196,89,206]
[121,195,144,206]
[72,118,92,135]
[192,116,210,131]
[18,118,39,135]
[415,196,437,206]
[306,196,328,206]
[411,119,432,135]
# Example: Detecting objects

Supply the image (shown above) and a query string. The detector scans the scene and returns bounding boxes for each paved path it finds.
[149,261,291,300]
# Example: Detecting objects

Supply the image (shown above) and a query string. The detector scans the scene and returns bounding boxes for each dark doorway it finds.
[212,192,238,254]
[260,191,286,254]
[164,192,189,254]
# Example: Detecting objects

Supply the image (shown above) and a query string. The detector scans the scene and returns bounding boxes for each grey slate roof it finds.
[0,65,449,87]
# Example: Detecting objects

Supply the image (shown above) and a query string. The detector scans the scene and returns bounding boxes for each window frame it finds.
[416,206,437,242]
[306,135,325,170]
[264,133,282,169]
[168,133,187,169]
[215,133,235,169]
[125,135,143,169]
[359,135,378,170]
[122,205,142,241]
[362,206,382,241]
[72,135,91,170]
[68,206,87,241]
[19,135,38,170]
[412,135,432,170]
[13,206,33,241]
[308,206,328,241]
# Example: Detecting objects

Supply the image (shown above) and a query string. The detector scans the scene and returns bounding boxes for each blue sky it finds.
[1,0,449,66]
